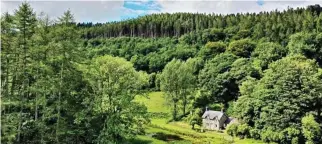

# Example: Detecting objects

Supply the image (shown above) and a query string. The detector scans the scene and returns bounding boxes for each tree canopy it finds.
[2,2,322,144]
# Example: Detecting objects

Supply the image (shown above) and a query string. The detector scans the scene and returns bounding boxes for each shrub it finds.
[261,128,280,143]
[291,137,299,144]
[249,128,261,140]
[279,127,301,144]
[301,114,321,144]
[226,123,239,136]
[236,124,250,138]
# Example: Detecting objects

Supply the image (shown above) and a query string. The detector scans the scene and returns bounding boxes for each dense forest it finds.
[1,2,322,144]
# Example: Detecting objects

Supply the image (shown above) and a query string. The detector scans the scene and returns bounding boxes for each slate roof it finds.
[202,110,225,120]
[225,117,235,123]
[225,117,238,124]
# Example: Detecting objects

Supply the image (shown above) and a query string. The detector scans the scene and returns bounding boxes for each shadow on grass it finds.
[151,132,183,141]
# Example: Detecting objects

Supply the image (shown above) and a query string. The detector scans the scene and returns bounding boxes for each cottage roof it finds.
[225,117,238,124]
[202,110,225,120]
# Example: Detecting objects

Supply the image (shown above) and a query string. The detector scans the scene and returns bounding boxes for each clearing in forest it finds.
[134,92,264,144]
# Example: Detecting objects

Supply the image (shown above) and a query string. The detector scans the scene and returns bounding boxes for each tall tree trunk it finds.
[183,96,187,115]
[173,102,177,121]
[182,90,187,115]
[173,92,178,120]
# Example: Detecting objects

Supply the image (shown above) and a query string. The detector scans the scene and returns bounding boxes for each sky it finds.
[1,0,322,23]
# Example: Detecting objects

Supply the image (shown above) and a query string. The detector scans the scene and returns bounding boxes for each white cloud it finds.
[156,1,322,14]
[1,1,125,23]
[1,0,321,23]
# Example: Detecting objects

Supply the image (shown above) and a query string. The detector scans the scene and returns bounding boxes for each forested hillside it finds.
[1,2,322,144]
[79,4,322,39]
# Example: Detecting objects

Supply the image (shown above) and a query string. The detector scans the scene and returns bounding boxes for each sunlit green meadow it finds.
[134,92,265,144]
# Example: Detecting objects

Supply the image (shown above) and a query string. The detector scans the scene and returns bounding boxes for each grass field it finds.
[134,92,265,144]
[135,92,170,113]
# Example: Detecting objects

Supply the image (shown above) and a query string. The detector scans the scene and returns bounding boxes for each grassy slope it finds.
[135,92,170,113]
[134,92,264,144]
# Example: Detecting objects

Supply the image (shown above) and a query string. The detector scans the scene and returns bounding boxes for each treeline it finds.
[82,4,322,144]
[159,28,322,144]
[80,4,322,39]
[2,2,322,144]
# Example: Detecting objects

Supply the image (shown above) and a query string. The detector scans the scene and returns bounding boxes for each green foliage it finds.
[238,77,258,97]
[225,101,236,117]
[159,59,196,120]
[249,129,261,140]
[197,53,238,107]
[237,124,251,138]
[260,128,281,143]
[288,32,315,55]
[187,108,203,129]
[235,55,322,143]
[226,123,239,136]
[2,2,322,143]
[199,41,226,59]
[301,114,321,144]
[227,39,256,57]
[138,94,265,144]
[281,127,301,144]
[252,42,287,70]
[58,10,75,24]
[185,57,204,75]
[79,6,321,40]
[230,58,260,83]
[233,29,252,40]
[80,55,150,143]
[288,32,322,65]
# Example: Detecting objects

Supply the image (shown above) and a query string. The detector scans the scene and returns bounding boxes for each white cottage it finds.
[202,110,228,130]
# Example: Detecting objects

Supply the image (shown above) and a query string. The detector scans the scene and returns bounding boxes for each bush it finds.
[249,128,261,140]
[258,127,302,144]
[301,114,321,144]
[281,127,301,144]
[261,129,280,143]
[226,123,239,136]
[236,124,250,139]
[291,137,299,144]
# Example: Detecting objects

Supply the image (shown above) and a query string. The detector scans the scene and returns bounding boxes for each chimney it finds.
[206,106,208,111]
[221,108,224,113]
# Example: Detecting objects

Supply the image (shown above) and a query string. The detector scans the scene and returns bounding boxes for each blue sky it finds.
[121,0,162,20]
[2,0,322,23]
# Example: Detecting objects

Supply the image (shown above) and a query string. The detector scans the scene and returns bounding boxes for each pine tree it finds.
[1,12,18,143]
[13,2,37,142]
